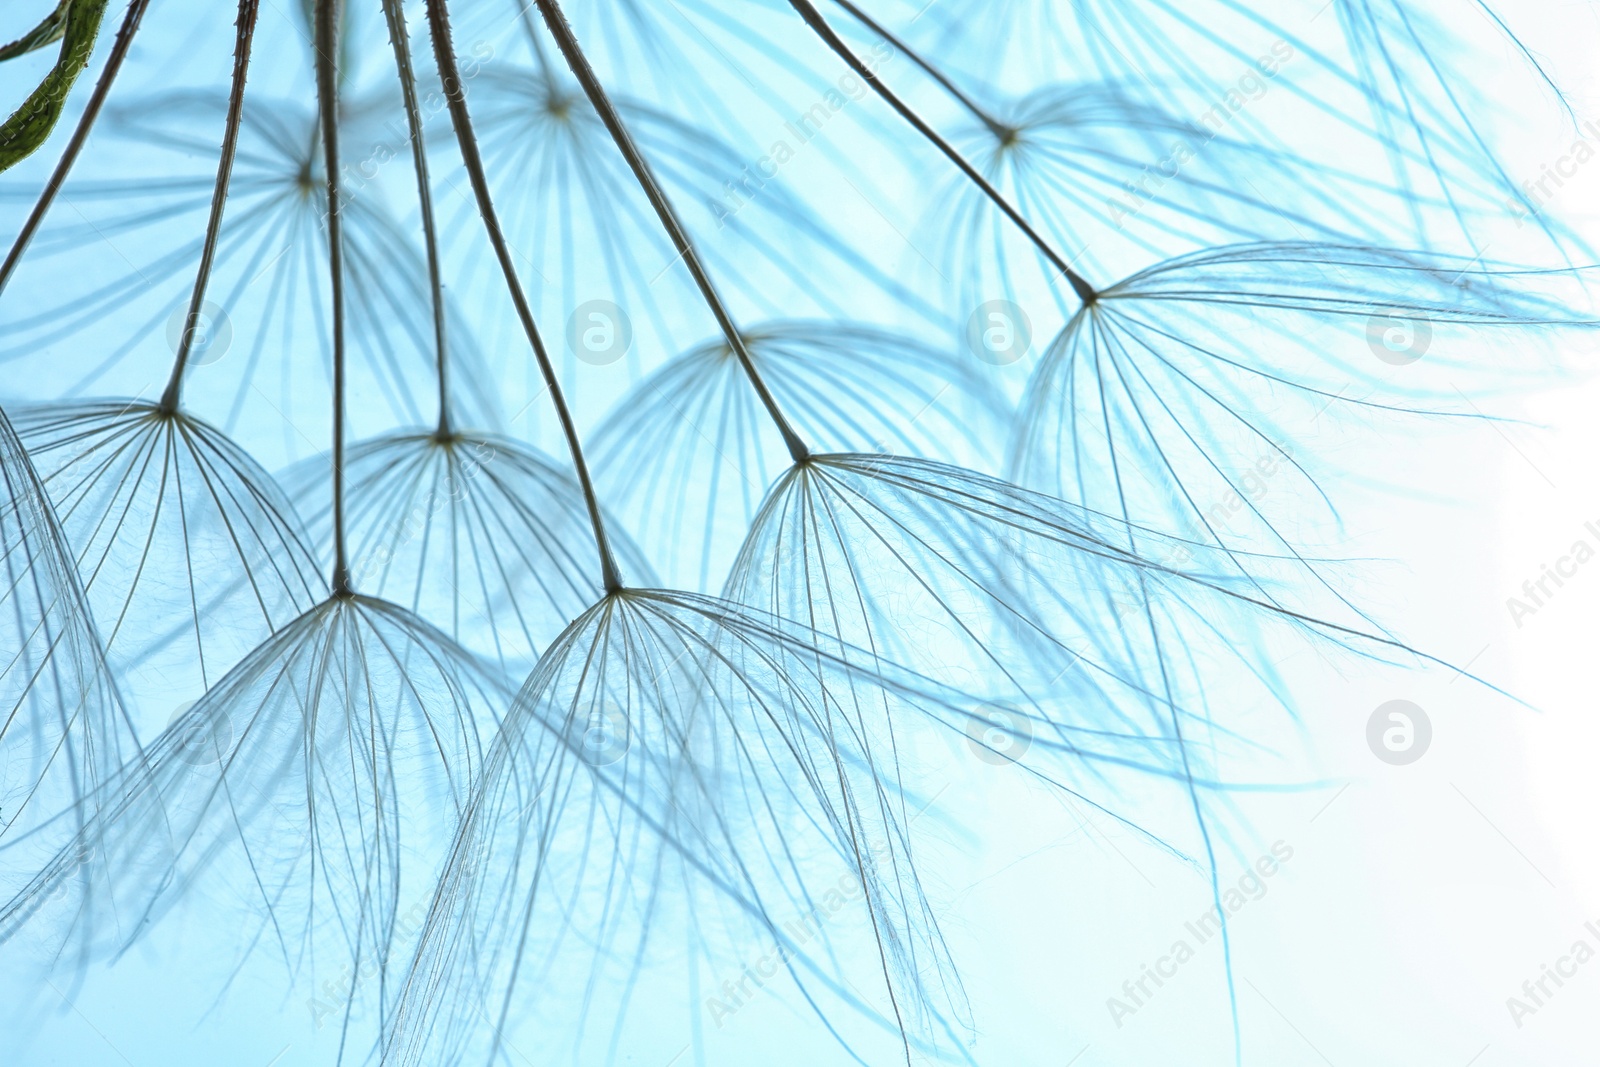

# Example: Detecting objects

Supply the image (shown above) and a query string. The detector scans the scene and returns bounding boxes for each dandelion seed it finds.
[0,594,509,1032]
[385,589,1004,1066]
[1007,242,1594,599]
[1,12,515,1053]
[1,80,504,432]
[282,4,656,672]
[591,321,1008,590]
[0,1,1585,1064]
[0,405,137,872]
[8,2,323,727]
[16,401,324,726]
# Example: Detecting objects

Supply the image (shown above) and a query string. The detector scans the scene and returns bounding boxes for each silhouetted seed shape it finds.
[933,84,1428,301]
[901,0,1581,255]
[0,406,138,879]
[15,402,323,729]
[1008,244,1593,608]
[726,452,1290,772]
[383,589,1026,1066]
[0,592,509,1042]
[592,321,1008,589]
[0,92,503,430]
[290,429,656,670]
[0,0,1591,1064]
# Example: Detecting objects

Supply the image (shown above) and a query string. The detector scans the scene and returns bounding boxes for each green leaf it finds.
[0,0,73,61]
[0,0,110,173]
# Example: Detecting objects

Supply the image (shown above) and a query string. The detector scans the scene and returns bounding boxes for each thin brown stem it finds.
[158,0,262,415]
[789,0,1098,305]
[534,0,812,464]
[315,0,351,597]
[425,0,623,593]
[0,0,153,297]
[511,0,556,76]
[379,0,452,438]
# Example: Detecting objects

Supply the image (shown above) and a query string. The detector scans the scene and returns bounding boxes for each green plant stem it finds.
[0,0,151,297]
